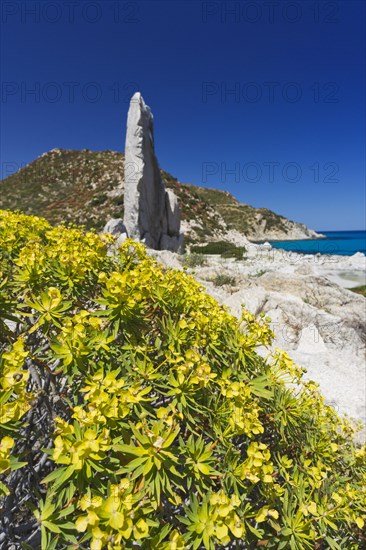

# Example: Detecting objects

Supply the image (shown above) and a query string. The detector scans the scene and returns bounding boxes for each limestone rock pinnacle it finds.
[123,92,183,252]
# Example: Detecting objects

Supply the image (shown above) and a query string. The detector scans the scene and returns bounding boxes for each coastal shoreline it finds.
[251,234,326,244]
[251,229,366,257]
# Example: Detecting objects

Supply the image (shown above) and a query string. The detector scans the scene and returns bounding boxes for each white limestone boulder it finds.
[103,218,127,236]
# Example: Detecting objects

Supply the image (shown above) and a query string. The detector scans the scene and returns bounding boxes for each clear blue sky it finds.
[1,0,365,230]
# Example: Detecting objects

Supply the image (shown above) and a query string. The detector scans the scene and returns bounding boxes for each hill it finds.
[0,148,321,243]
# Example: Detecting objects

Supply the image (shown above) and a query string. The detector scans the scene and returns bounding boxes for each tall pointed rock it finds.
[123,92,183,251]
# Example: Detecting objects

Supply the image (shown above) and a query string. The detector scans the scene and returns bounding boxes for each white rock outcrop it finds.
[103,218,127,236]
[165,189,181,236]
[102,217,128,248]
[123,92,183,252]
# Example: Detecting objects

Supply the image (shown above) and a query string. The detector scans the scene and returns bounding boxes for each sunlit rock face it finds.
[123,92,183,252]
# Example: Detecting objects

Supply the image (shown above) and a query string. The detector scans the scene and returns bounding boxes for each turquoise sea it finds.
[268,230,366,256]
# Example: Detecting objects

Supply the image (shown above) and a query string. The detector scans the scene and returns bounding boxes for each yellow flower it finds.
[227,512,244,538]
[54,417,75,435]
[167,530,186,549]
[133,518,149,539]
[215,522,228,541]
[0,436,14,474]
[356,517,364,529]
[79,494,103,511]
[75,510,99,532]
[47,286,62,306]
[0,436,14,450]
[90,527,106,550]
[191,363,217,387]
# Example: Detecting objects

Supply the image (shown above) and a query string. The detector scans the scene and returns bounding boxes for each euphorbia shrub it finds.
[0,209,365,549]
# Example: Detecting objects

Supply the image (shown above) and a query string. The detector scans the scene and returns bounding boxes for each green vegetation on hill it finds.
[1,209,365,549]
[0,149,314,242]
[0,149,125,230]
[190,186,292,236]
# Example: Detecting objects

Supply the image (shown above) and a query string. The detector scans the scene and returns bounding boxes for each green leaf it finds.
[162,426,180,449]
[42,520,62,534]
[40,499,56,521]
[248,375,273,399]
[0,480,10,496]
[56,504,76,519]
[42,467,67,485]
[125,456,149,471]
[41,525,49,550]
[114,443,147,456]
[9,456,28,470]
[58,521,77,531]
[325,537,341,550]
[48,465,76,490]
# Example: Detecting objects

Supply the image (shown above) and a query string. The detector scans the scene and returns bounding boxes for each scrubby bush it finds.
[191,241,246,260]
[182,253,207,269]
[221,248,245,261]
[351,285,366,298]
[253,270,267,278]
[0,209,365,550]
[212,274,237,287]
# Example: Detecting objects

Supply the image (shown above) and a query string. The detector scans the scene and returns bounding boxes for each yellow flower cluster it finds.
[98,268,150,309]
[161,530,186,550]
[169,348,217,388]
[229,403,264,437]
[0,210,49,253]
[45,225,113,281]
[0,339,32,424]
[185,491,245,547]
[240,309,274,349]
[0,436,14,475]
[76,480,148,550]
[1,209,112,287]
[209,491,245,541]
[219,380,250,399]
[238,442,275,485]
[156,404,182,426]
[53,418,111,471]
[14,237,48,282]
[0,337,34,496]
[301,458,330,489]
[51,310,108,369]
[218,379,264,437]
[270,348,305,384]
[72,368,151,426]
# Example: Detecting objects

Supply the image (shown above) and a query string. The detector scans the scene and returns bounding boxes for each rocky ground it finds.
[148,246,366,444]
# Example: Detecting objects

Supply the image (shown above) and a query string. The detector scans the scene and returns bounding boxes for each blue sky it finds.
[1,0,365,230]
